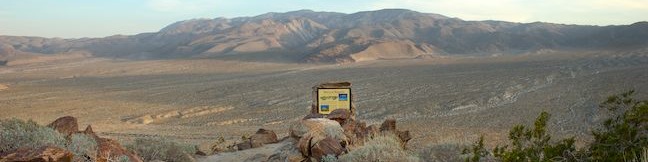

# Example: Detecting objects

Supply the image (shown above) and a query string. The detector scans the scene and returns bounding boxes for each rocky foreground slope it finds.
[1,9,648,63]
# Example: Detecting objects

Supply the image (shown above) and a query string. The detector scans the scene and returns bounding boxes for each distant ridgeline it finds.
[1,9,648,63]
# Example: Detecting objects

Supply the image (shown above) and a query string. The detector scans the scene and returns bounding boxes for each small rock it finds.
[397,130,412,148]
[0,145,73,162]
[366,124,379,138]
[236,141,252,151]
[327,109,351,124]
[379,118,397,133]
[250,129,279,148]
[47,116,79,137]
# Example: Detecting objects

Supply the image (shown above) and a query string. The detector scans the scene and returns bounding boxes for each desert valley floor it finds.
[1,49,648,151]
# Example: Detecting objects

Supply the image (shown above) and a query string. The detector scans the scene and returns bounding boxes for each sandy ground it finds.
[1,49,647,151]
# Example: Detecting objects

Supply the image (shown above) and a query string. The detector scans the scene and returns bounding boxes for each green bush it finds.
[491,112,579,162]
[67,134,98,161]
[589,90,648,161]
[338,135,420,162]
[0,118,66,152]
[126,137,196,162]
[461,136,489,162]
[463,90,648,162]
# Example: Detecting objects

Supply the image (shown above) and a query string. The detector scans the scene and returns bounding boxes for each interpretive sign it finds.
[317,88,351,114]
[310,82,355,117]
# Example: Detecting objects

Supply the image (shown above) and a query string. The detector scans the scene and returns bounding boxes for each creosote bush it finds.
[463,90,648,162]
[338,135,420,162]
[0,118,66,152]
[126,137,196,162]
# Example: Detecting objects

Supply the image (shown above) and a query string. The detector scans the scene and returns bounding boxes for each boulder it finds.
[396,130,412,148]
[310,137,345,161]
[377,119,411,148]
[236,141,252,151]
[249,129,279,148]
[0,145,73,162]
[289,121,309,139]
[379,118,397,133]
[326,109,351,124]
[96,138,143,162]
[366,124,379,138]
[296,118,348,160]
[47,116,79,137]
[79,125,99,140]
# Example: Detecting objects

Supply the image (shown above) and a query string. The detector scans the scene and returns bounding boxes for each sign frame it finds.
[316,87,352,114]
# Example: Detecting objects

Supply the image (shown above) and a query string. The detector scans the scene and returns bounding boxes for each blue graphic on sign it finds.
[320,105,329,112]
[339,94,348,101]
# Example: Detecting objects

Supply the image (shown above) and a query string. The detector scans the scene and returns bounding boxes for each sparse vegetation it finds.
[0,118,66,152]
[419,143,464,162]
[338,135,420,162]
[67,134,98,161]
[321,154,339,162]
[126,137,196,162]
[463,91,648,162]
[589,90,648,161]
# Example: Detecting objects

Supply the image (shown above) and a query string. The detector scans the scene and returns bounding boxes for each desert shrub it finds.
[588,90,648,161]
[491,112,579,161]
[461,136,489,162]
[463,90,647,162]
[419,143,465,162]
[321,154,339,162]
[0,118,66,152]
[107,155,131,162]
[338,135,420,162]
[126,137,196,162]
[67,134,98,161]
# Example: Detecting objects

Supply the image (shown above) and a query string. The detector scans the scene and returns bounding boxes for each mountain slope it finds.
[1,9,647,63]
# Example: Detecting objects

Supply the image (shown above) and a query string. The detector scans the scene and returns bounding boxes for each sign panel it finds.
[317,88,351,114]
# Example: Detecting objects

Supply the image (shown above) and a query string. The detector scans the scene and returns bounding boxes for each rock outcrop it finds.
[250,129,279,148]
[288,111,411,161]
[0,146,73,162]
[236,128,280,151]
[96,138,143,162]
[296,118,348,161]
[43,116,143,162]
[47,116,79,137]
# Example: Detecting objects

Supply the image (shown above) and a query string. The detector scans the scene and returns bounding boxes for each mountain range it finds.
[1,9,648,63]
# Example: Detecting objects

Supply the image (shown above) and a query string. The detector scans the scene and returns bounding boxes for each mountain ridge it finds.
[1,9,647,63]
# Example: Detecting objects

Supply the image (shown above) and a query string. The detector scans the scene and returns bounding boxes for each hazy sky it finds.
[1,0,647,38]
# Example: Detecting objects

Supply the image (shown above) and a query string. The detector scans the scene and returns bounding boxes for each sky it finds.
[1,0,647,38]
